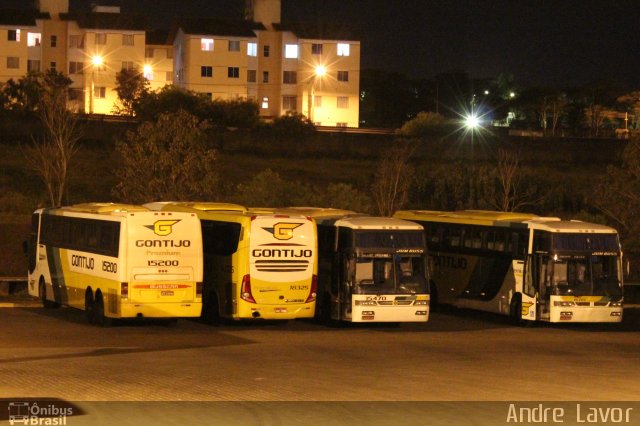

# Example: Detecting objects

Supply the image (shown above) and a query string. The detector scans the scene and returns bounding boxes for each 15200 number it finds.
[148,260,179,267]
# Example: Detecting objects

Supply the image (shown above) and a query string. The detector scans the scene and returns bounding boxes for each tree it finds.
[371,140,415,216]
[491,149,541,212]
[113,110,219,203]
[113,68,149,116]
[593,135,640,252]
[24,70,80,207]
[2,71,45,114]
[397,111,446,138]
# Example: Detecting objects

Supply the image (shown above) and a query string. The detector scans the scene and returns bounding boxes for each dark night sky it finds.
[5,0,640,89]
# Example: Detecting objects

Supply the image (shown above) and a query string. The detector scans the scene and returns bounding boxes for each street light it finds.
[89,55,103,114]
[308,65,326,124]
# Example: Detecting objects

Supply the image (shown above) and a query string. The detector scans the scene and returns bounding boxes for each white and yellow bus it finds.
[393,210,624,324]
[26,203,203,325]
[145,202,318,322]
[273,208,430,324]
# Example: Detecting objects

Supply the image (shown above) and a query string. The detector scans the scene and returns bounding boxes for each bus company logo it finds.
[145,220,181,236]
[521,301,534,317]
[263,223,302,241]
[8,401,73,425]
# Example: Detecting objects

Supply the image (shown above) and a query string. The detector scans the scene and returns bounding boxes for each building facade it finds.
[0,0,360,127]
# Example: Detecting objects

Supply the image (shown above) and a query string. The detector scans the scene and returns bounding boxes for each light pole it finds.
[308,65,326,124]
[89,55,103,114]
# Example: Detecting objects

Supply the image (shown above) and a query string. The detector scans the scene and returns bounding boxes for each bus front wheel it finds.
[39,279,57,309]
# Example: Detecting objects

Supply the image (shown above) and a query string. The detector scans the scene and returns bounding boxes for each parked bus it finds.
[393,210,624,324]
[272,208,430,324]
[26,203,203,325]
[145,202,318,322]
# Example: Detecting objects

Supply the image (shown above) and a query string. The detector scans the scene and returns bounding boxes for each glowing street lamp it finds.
[308,65,326,123]
[89,55,103,114]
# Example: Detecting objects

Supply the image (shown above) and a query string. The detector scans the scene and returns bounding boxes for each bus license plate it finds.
[161,291,174,296]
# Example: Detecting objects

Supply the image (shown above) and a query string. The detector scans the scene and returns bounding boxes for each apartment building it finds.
[0,0,360,127]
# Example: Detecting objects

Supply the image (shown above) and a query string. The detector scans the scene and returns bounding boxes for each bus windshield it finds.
[543,255,622,298]
[352,255,427,295]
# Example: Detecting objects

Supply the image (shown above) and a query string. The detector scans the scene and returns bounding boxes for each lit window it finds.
[201,66,213,77]
[247,42,257,57]
[6,57,19,69]
[337,43,350,56]
[201,38,214,51]
[261,96,269,109]
[122,34,134,46]
[228,67,239,78]
[337,71,349,82]
[228,40,240,52]
[283,71,297,84]
[311,43,323,55]
[95,33,106,45]
[28,32,41,47]
[284,44,298,59]
[337,96,349,108]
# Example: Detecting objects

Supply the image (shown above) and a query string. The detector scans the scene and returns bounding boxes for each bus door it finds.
[521,254,539,322]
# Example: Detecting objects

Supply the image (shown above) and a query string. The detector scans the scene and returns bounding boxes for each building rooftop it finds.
[274,22,359,42]
[0,9,50,26]
[169,17,264,40]
[60,11,147,31]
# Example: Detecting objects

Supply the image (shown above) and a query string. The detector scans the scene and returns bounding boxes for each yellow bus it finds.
[145,202,318,322]
[272,208,430,323]
[393,210,624,324]
[26,203,203,326]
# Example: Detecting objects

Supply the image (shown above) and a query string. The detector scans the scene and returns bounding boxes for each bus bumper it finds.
[237,303,315,320]
[119,302,203,318]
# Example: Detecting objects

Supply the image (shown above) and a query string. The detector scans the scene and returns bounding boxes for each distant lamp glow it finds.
[465,114,480,129]
[484,90,489,95]
[315,65,326,77]
[143,64,153,80]
[509,91,516,98]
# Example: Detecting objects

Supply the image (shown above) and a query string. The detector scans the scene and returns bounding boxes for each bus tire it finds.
[39,278,58,309]
[93,291,113,327]
[84,289,95,324]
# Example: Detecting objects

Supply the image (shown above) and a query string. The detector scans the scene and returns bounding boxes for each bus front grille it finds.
[255,259,309,272]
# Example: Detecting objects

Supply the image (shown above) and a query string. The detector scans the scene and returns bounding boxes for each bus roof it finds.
[331,216,423,230]
[144,202,247,213]
[527,219,618,234]
[258,207,360,219]
[59,203,149,215]
[394,210,617,234]
[394,210,546,227]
